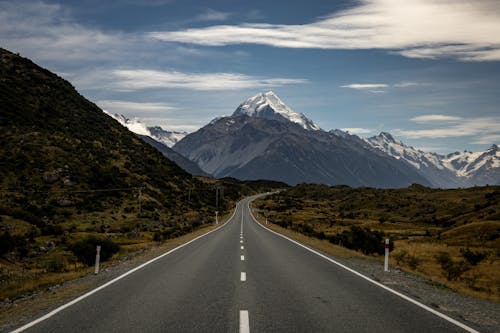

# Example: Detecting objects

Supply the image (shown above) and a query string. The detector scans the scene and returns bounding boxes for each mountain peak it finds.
[378,131,396,143]
[232,91,321,131]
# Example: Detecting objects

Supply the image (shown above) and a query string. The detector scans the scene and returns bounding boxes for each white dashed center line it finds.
[240,310,249,333]
[240,272,246,281]
[241,255,245,261]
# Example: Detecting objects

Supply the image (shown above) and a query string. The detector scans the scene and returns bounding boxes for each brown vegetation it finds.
[254,184,500,301]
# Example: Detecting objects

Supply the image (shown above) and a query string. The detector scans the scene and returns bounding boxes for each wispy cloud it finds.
[341,127,373,135]
[472,134,500,145]
[195,9,231,22]
[97,100,176,114]
[74,69,307,91]
[395,117,500,145]
[341,84,388,90]
[149,0,500,61]
[410,114,463,123]
[341,82,422,93]
[0,1,130,64]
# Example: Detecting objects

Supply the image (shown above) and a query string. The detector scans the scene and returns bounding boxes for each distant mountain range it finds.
[105,112,187,147]
[103,112,205,176]
[171,91,499,188]
[172,92,429,187]
[365,133,500,187]
[101,90,498,188]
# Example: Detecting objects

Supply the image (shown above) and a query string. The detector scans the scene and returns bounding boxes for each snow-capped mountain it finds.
[148,126,187,148]
[442,145,500,185]
[104,112,187,147]
[365,132,445,170]
[233,91,321,131]
[365,133,500,187]
[103,112,205,176]
[173,92,429,187]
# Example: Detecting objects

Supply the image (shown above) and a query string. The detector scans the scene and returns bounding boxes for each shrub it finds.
[46,256,65,272]
[460,248,488,266]
[69,236,120,266]
[393,249,420,269]
[435,251,470,281]
[331,226,392,255]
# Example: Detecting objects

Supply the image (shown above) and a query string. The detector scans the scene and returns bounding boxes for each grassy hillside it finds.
[254,184,500,301]
[0,48,285,299]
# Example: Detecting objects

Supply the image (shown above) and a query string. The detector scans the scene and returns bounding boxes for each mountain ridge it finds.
[365,132,500,187]
[174,114,431,187]
[174,91,498,188]
[233,91,321,131]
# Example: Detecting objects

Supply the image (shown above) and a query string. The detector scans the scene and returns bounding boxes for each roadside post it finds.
[95,245,101,274]
[215,211,219,225]
[384,238,390,272]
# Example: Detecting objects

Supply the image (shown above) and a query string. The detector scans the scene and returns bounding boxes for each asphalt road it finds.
[14,195,477,333]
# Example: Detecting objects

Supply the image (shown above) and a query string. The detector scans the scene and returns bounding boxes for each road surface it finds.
[13,195,478,332]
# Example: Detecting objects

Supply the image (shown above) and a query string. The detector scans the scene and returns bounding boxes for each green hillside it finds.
[0,48,284,298]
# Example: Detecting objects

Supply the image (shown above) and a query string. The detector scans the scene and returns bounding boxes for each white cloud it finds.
[149,0,500,61]
[341,84,388,90]
[97,100,175,114]
[472,134,500,145]
[195,9,231,22]
[393,82,423,88]
[410,114,463,123]
[341,128,373,135]
[0,1,130,64]
[341,81,426,93]
[74,69,307,91]
[395,117,500,145]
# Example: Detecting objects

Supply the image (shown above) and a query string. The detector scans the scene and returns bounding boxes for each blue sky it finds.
[2,0,500,153]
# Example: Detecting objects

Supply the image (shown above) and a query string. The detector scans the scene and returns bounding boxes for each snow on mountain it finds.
[105,112,151,136]
[148,126,187,147]
[365,132,446,170]
[365,132,500,186]
[443,144,500,178]
[104,111,186,147]
[233,91,321,131]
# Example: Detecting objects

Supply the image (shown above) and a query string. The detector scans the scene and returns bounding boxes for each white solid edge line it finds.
[247,200,481,333]
[239,310,250,333]
[10,203,241,333]
[241,272,246,281]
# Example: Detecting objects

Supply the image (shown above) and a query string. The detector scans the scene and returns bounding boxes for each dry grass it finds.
[253,185,500,302]
[250,210,365,260]
[394,240,500,302]
[0,212,230,328]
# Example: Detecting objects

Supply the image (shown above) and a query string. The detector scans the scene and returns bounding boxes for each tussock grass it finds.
[254,184,500,302]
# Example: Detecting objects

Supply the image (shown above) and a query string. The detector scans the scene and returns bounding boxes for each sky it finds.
[2,0,500,154]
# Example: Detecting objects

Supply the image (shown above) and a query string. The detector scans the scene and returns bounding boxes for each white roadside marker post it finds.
[384,238,390,272]
[94,245,101,274]
[215,211,219,225]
